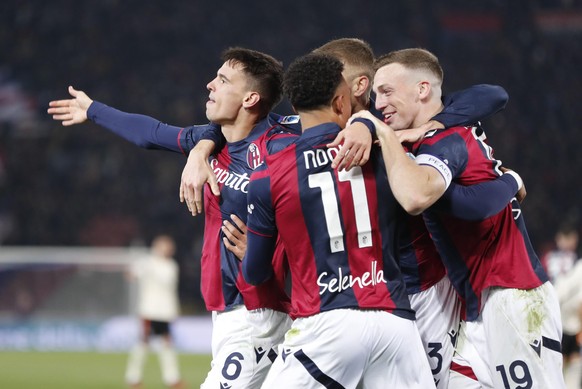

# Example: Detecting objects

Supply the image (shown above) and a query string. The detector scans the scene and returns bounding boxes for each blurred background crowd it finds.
[1,0,581,312]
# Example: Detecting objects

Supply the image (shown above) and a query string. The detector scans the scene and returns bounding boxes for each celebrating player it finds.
[352,48,565,388]
[48,48,297,388]
[314,38,522,388]
[242,52,435,388]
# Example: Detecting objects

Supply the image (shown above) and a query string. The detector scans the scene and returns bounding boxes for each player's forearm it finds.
[242,231,276,285]
[87,101,184,152]
[435,84,508,127]
[436,174,520,221]
[377,129,444,215]
[191,140,216,160]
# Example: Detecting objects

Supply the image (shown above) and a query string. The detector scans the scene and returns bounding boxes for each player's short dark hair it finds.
[375,48,444,83]
[222,47,284,115]
[313,38,375,81]
[283,53,344,112]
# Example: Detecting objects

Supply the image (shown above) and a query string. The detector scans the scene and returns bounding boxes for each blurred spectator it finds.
[555,257,582,389]
[125,235,183,389]
[543,223,580,283]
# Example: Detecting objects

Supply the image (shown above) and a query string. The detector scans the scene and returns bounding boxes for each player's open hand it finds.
[222,215,247,261]
[180,141,220,216]
[328,121,372,171]
[47,86,93,126]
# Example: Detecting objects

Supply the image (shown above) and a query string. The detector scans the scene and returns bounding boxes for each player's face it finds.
[373,63,421,130]
[206,61,249,125]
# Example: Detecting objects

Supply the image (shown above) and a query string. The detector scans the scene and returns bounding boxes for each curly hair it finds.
[283,53,344,111]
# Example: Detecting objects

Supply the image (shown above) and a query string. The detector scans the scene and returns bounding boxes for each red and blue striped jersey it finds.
[245,123,414,320]
[398,213,447,294]
[200,114,299,312]
[411,125,548,321]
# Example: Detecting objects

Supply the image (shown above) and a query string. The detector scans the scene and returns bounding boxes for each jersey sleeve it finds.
[434,84,508,128]
[435,173,519,220]
[178,122,224,155]
[87,101,219,155]
[415,132,469,190]
[242,166,278,285]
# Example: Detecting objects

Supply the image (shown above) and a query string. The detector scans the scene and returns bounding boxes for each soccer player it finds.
[313,38,523,388]
[351,48,565,388]
[125,234,182,389]
[48,48,297,388]
[243,52,435,388]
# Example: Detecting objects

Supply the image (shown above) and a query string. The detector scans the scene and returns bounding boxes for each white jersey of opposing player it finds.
[133,255,179,321]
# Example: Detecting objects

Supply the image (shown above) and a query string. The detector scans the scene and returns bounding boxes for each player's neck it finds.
[221,111,262,142]
[413,101,444,128]
[352,98,369,114]
[299,109,340,132]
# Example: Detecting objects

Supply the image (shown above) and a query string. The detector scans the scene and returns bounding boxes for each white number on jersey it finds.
[308,167,372,253]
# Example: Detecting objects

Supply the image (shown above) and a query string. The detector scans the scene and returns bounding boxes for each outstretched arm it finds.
[48,86,220,154]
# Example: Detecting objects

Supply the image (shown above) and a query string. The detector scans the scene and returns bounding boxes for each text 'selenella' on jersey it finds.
[317,260,387,295]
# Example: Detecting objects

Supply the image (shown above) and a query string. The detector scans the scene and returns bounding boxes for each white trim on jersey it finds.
[415,153,453,189]
[503,170,524,191]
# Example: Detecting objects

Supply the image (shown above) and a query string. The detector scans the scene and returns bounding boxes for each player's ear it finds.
[333,93,352,123]
[418,81,431,100]
[352,75,370,98]
[243,91,261,110]
[332,93,344,116]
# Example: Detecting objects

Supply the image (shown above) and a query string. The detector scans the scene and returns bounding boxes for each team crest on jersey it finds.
[246,142,263,170]
[278,115,300,125]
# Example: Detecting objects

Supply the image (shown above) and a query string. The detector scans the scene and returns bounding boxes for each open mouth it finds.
[383,112,394,123]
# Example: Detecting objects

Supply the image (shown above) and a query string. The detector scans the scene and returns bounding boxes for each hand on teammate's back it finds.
[500,166,527,203]
[47,86,93,126]
[328,121,372,171]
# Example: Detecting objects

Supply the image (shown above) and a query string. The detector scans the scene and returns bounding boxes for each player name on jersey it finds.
[317,260,387,295]
[303,145,342,170]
